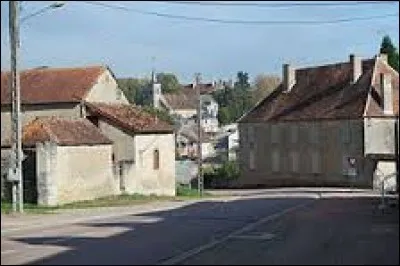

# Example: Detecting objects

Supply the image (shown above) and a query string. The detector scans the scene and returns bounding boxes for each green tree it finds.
[142,106,175,125]
[234,71,250,91]
[380,35,399,72]
[117,78,151,105]
[156,73,180,93]
[217,107,231,125]
[212,73,253,125]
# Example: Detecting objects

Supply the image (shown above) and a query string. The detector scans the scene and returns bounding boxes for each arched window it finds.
[154,149,160,170]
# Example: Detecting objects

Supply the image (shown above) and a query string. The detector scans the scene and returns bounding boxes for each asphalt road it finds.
[1,193,398,265]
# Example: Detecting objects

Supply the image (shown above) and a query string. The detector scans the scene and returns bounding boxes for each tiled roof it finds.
[240,56,398,123]
[163,88,198,110]
[163,84,216,110]
[179,124,212,143]
[1,65,106,105]
[18,117,112,147]
[182,83,216,94]
[85,102,175,133]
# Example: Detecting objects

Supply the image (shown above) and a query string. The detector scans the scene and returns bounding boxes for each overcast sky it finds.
[1,1,399,83]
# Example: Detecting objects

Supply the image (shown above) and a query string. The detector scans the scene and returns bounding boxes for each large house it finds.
[157,81,220,133]
[238,54,399,190]
[1,65,176,205]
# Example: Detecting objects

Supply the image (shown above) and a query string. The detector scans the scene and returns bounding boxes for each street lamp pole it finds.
[195,73,203,196]
[9,0,23,213]
[8,1,65,213]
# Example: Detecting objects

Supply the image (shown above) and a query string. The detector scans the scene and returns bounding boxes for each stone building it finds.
[238,54,399,189]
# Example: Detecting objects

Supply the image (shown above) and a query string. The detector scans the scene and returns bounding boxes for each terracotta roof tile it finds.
[163,84,216,110]
[182,83,216,94]
[1,65,105,105]
[19,117,112,147]
[85,102,175,133]
[163,89,197,110]
[240,56,398,123]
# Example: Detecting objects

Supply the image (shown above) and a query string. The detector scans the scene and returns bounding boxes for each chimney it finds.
[380,72,393,115]
[283,63,295,92]
[349,54,362,83]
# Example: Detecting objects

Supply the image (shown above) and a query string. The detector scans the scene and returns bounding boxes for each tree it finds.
[234,71,250,91]
[156,72,180,93]
[380,35,399,72]
[212,72,253,125]
[117,78,151,105]
[142,106,175,125]
[252,74,281,103]
[217,107,231,125]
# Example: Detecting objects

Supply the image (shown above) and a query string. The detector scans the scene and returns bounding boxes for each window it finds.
[153,149,160,170]
[311,150,321,174]
[290,125,298,144]
[271,125,280,143]
[340,122,351,144]
[289,151,299,172]
[272,149,280,172]
[309,123,319,144]
[248,126,255,145]
[139,150,145,167]
[249,150,256,170]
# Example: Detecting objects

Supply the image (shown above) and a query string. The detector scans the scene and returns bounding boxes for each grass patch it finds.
[176,185,211,198]
[1,201,58,214]
[1,187,214,214]
[60,193,168,209]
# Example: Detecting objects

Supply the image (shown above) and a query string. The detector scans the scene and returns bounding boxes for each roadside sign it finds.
[7,168,19,182]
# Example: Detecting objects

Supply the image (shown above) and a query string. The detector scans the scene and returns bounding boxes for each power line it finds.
[153,1,398,7]
[81,1,398,25]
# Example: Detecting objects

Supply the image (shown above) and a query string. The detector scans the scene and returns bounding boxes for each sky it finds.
[1,1,399,83]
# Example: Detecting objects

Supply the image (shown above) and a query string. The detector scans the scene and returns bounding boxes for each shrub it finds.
[203,160,239,188]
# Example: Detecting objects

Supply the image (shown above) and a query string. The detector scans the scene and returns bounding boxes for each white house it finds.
[201,94,219,133]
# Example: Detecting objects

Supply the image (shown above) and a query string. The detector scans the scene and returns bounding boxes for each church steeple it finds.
[151,56,161,109]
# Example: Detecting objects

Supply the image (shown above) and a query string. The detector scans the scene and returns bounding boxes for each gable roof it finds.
[163,85,218,111]
[1,65,106,105]
[85,102,175,133]
[182,83,216,94]
[364,58,399,117]
[179,123,212,143]
[163,88,197,110]
[240,56,398,123]
[17,117,112,147]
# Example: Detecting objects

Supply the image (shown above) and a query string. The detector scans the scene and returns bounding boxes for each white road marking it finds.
[228,233,275,240]
[157,200,314,265]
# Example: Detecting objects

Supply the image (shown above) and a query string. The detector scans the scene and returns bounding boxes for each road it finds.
[1,190,399,265]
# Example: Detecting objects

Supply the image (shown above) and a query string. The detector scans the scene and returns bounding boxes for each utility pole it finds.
[195,73,203,196]
[9,1,23,213]
[395,117,399,193]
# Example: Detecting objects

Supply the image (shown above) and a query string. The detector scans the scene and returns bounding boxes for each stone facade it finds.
[96,118,176,196]
[36,142,116,206]
[238,120,376,188]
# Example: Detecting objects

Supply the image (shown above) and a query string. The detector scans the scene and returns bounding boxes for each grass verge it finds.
[1,186,212,214]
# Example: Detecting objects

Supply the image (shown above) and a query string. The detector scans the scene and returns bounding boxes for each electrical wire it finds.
[152,1,398,7]
[81,1,398,25]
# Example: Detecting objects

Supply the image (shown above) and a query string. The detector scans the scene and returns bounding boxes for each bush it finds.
[203,161,239,189]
